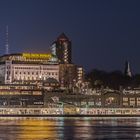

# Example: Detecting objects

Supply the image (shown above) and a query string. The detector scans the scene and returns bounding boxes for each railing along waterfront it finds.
[0,107,139,116]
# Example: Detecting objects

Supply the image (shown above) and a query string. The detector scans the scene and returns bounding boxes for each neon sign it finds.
[22,53,52,59]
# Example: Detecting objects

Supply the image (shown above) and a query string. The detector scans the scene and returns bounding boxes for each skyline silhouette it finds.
[0,0,139,73]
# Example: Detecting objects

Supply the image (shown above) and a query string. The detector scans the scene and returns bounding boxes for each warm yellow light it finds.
[22,53,52,59]
[17,119,58,139]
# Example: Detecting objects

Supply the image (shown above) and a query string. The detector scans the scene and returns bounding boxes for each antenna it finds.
[5,25,9,54]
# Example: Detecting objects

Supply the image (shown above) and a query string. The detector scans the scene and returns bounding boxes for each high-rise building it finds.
[0,32,85,89]
[51,33,72,64]
[50,33,85,88]
[124,61,132,77]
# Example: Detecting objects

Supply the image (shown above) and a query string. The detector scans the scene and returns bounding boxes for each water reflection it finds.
[0,117,139,139]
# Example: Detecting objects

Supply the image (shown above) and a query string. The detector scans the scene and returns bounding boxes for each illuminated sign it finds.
[22,53,52,59]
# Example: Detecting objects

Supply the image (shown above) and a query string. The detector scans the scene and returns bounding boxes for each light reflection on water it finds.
[0,117,139,139]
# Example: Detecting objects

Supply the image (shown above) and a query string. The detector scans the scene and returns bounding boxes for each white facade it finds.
[0,60,59,84]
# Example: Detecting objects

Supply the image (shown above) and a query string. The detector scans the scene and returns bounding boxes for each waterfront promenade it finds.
[0,107,139,116]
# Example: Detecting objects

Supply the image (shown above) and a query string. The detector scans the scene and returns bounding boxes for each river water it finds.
[0,117,139,140]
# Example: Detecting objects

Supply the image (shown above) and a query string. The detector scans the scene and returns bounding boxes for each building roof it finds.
[0,53,56,64]
[57,33,69,41]
[0,53,22,59]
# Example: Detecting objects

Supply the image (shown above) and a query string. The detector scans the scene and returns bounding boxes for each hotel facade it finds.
[0,53,59,84]
[0,33,84,88]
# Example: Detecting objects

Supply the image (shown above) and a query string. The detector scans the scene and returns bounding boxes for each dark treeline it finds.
[86,69,140,89]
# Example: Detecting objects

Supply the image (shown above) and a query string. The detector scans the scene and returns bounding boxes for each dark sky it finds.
[0,0,139,73]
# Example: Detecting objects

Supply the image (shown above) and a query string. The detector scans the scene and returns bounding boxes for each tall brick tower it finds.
[51,33,72,64]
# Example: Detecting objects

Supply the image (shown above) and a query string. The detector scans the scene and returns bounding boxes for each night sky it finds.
[0,0,139,73]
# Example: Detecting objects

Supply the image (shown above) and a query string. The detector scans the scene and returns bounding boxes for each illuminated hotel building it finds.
[0,53,59,84]
[0,33,84,88]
